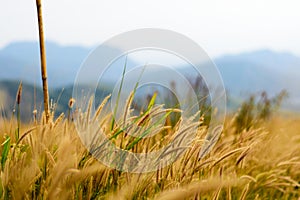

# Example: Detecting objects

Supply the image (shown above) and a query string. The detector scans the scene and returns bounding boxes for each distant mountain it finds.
[0,41,141,87]
[1,41,300,111]
[215,49,300,94]
[214,49,300,110]
[0,41,90,87]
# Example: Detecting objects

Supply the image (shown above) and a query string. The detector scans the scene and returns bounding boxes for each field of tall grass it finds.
[0,91,299,200]
[1,1,298,199]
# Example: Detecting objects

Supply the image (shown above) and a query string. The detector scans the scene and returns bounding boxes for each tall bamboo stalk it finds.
[36,0,50,123]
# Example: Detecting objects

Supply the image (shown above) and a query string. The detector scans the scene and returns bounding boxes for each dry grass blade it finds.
[123,92,134,125]
[155,178,240,200]
[53,113,64,128]
[210,147,246,169]
[212,186,222,200]
[236,146,250,166]
[16,81,22,105]
[93,94,111,122]
[158,146,188,160]
[239,183,249,200]
[240,175,257,183]
[85,96,94,127]
[198,125,223,160]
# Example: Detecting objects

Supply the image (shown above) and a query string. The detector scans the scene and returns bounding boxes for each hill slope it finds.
[1,41,300,111]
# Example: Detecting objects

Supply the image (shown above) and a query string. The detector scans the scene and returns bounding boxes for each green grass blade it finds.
[1,135,11,170]
[125,110,173,151]
[111,56,128,130]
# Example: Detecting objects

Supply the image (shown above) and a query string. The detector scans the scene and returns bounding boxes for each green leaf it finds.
[1,136,11,170]
[111,56,128,131]
[147,92,157,111]
[125,110,173,151]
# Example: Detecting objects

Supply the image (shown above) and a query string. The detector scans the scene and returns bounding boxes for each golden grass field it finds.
[2,1,300,198]
[0,95,299,200]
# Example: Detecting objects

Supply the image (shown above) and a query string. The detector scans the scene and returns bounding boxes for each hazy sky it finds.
[1,0,300,57]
